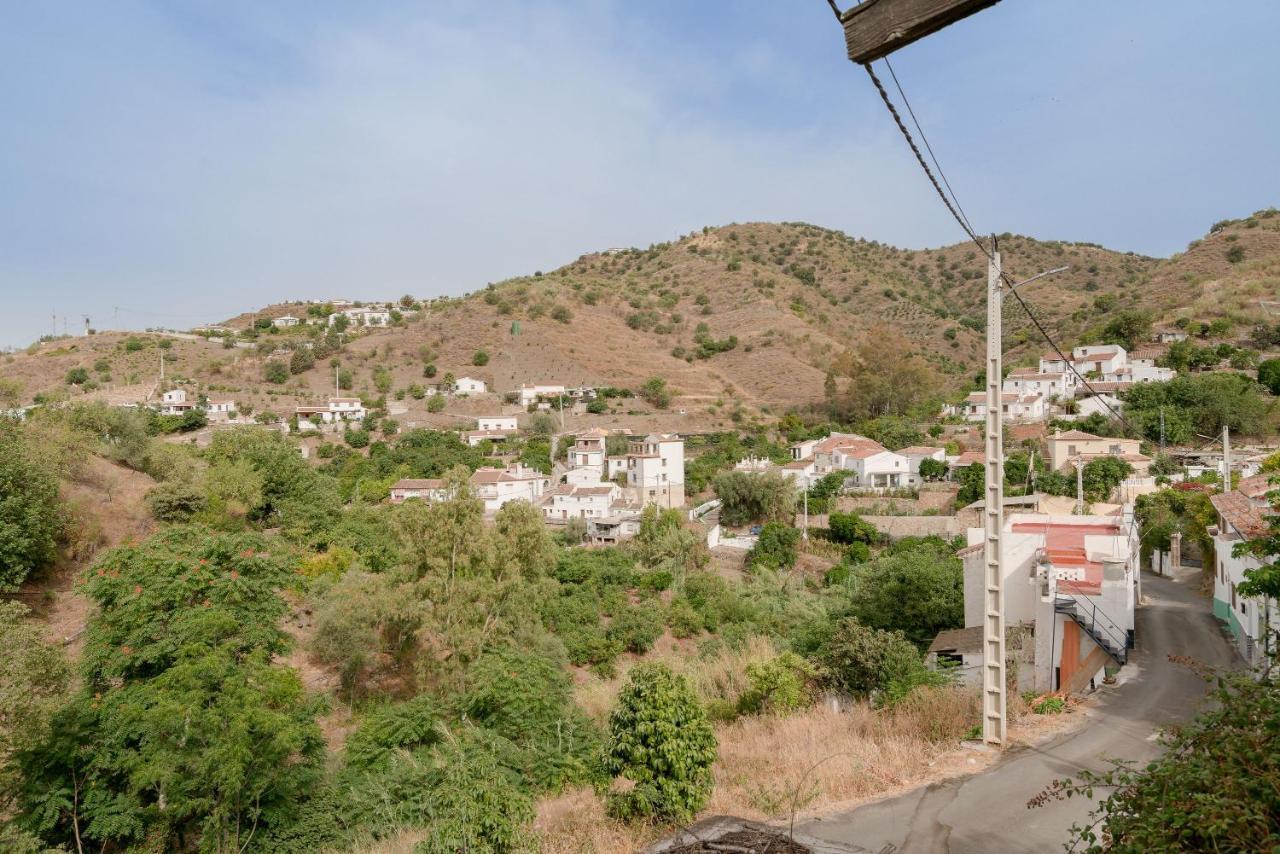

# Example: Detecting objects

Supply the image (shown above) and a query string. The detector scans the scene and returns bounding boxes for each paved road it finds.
[799,568,1238,853]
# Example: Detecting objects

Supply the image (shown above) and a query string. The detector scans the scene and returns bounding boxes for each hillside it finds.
[5,210,1278,425]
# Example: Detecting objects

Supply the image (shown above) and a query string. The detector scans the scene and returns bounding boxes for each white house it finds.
[962,392,1047,423]
[477,415,517,432]
[205,399,236,419]
[295,397,366,425]
[1039,345,1174,392]
[1003,368,1071,401]
[931,512,1138,694]
[569,428,610,471]
[274,315,301,328]
[1210,475,1278,667]
[541,483,622,521]
[788,433,911,490]
[159,388,196,415]
[897,446,946,485]
[454,376,487,394]
[1154,327,1189,344]
[517,384,567,407]
[461,429,513,447]
[389,478,451,504]
[470,463,549,513]
[625,433,686,508]
[329,307,391,328]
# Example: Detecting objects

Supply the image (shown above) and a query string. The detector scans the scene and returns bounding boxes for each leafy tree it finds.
[310,570,421,700]
[816,618,926,698]
[603,663,717,823]
[834,542,963,649]
[0,422,62,590]
[712,470,795,526]
[426,394,446,413]
[826,511,878,546]
[1259,358,1280,395]
[639,376,672,409]
[264,360,289,384]
[955,462,985,505]
[918,457,947,481]
[829,333,937,421]
[373,366,393,393]
[145,480,208,522]
[1081,456,1132,502]
[1099,309,1152,350]
[289,347,315,375]
[606,603,665,654]
[0,602,70,810]
[494,500,558,579]
[748,522,799,571]
[632,505,706,586]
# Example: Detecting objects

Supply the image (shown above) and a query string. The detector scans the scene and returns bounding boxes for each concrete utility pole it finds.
[1222,425,1231,492]
[982,249,1006,747]
[803,477,810,542]
[1074,459,1084,515]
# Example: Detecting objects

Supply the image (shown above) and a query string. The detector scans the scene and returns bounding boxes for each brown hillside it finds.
[6,212,1278,421]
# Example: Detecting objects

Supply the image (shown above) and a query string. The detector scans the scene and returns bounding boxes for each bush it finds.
[472,350,489,366]
[289,347,314,375]
[1031,695,1066,714]
[816,618,925,699]
[264,360,289,384]
[65,367,89,385]
[639,376,672,409]
[747,522,799,571]
[736,652,821,716]
[826,510,878,545]
[426,395,446,413]
[0,423,62,590]
[607,603,665,654]
[550,305,572,323]
[713,470,795,527]
[345,428,370,448]
[145,480,208,523]
[604,663,717,823]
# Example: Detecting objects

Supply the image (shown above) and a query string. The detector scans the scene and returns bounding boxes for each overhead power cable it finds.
[856,58,1138,435]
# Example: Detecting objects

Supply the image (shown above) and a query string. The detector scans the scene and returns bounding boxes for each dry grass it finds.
[534,787,657,854]
[574,634,780,724]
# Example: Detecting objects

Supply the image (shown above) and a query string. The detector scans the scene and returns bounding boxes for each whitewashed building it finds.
[931,512,1138,694]
[389,478,451,504]
[295,397,366,426]
[454,376,487,394]
[626,433,686,508]
[1210,475,1279,667]
[477,415,517,432]
[470,463,549,513]
[962,392,1047,423]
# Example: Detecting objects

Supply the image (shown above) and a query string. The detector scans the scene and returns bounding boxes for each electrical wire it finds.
[857,59,1139,435]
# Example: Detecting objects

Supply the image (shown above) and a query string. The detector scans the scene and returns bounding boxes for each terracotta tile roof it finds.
[1210,492,1270,539]
[1052,430,1103,441]
[952,451,984,466]
[897,446,943,456]
[1239,474,1277,501]
[392,478,444,490]
[928,626,984,654]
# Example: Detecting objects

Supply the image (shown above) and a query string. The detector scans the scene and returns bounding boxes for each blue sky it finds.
[2,1,1277,348]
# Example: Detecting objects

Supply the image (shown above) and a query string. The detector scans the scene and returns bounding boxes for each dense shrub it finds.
[264,360,289,384]
[747,522,799,571]
[0,422,62,590]
[145,480,208,522]
[816,618,926,699]
[713,470,795,526]
[604,663,717,823]
[607,603,665,654]
[736,651,821,716]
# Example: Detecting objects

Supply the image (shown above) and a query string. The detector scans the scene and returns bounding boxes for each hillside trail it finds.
[15,456,156,658]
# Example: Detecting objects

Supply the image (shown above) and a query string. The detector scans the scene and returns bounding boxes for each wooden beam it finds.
[841,0,1002,64]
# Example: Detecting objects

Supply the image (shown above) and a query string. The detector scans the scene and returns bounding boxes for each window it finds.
[1068,445,1077,456]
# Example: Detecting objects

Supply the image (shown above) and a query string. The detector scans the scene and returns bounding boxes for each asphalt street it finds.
[798,567,1238,853]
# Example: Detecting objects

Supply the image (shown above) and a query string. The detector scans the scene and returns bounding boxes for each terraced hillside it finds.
[6,210,1278,423]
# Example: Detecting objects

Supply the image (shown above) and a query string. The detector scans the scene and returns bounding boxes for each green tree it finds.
[1099,309,1153,350]
[494,499,558,579]
[816,618,926,698]
[264,360,289,384]
[639,376,672,409]
[712,470,795,526]
[64,367,89,385]
[471,350,489,366]
[747,522,800,571]
[1081,456,1133,502]
[1259,358,1280,395]
[0,422,62,590]
[918,457,947,481]
[603,663,717,823]
[289,347,315,375]
[0,602,70,810]
[836,541,963,649]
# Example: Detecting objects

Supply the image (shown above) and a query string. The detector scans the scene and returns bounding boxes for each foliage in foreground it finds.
[603,663,718,823]
[1033,669,1279,852]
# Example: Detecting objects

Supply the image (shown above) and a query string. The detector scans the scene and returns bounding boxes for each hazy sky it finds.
[2,1,1277,348]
